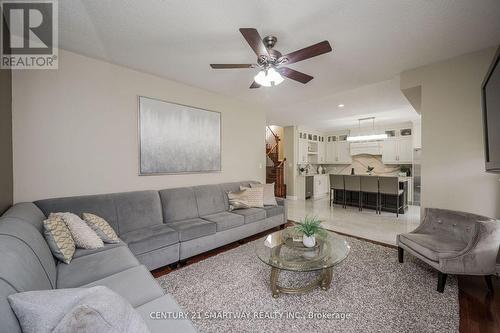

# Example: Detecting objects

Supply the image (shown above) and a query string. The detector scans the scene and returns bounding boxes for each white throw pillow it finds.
[250,183,278,206]
[239,186,264,208]
[52,213,104,249]
[8,286,150,333]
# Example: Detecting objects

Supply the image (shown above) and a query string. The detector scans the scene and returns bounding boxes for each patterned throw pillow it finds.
[240,186,264,208]
[53,213,104,249]
[43,215,76,264]
[82,213,119,244]
[250,183,278,206]
[227,189,250,211]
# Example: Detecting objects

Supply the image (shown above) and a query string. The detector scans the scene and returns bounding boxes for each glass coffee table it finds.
[256,228,350,298]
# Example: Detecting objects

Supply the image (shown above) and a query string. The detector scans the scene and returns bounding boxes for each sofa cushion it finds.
[0,235,54,292]
[82,265,164,307]
[56,246,139,288]
[193,184,226,216]
[35,194,118,232]
[167,218,216,241]
[232,208,266,224]
[1,202,46,232]
[121,225,179,255]
[201,212,245,232]
[398,233,467,262]
[72,242,126,259]
[110,190,163,234]
[35,191,164,236]
[262,205,284,218]
[159,187,199,223]
[0,219,57,288]
[136,294,197,333]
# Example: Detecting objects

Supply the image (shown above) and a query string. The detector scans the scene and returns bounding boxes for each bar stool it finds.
[329,175,345,208]
[344,175,362,211]
[360,176,380,214]
[379,177,404,217]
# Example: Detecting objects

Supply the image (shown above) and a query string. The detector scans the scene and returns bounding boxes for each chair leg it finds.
[398,247,404,263]
[379,194,382,214]
[329,188,332,207]
[485,275,494,293]
[396,194,399,218]
[377,193,380,214]
[437,272,447,293]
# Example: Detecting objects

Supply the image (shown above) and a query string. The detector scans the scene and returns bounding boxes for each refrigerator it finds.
[413,148,421,206]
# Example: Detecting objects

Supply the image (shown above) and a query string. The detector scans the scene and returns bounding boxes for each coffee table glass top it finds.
[256,228,350,272]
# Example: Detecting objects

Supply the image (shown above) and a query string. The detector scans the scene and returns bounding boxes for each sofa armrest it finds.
[275,197,288,223]
[439,219,500,275]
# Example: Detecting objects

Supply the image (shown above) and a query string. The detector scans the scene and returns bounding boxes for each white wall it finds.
[401,47,500,218]
[12,50,266,202]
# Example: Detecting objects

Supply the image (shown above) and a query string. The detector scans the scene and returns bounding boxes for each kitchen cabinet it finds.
[317,142,326,163]
[337,142,352,164]
[298,138,308,164]
[326,141,336,163]
[397,137,413,163]
[326,141,352,164]
[313,174,329,198]
[382,137,413,164]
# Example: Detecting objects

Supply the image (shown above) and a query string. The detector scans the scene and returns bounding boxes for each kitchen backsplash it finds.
[325,154,408,176]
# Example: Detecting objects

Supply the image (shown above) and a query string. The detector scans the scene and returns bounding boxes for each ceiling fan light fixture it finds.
[254,68,284,87]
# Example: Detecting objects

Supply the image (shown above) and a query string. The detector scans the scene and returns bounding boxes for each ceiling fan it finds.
[210,28,332,88]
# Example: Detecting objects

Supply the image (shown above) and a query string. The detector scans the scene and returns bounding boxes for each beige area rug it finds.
[157,235,459,333]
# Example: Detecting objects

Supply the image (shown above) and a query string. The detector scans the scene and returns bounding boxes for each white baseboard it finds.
[286,196,298,200]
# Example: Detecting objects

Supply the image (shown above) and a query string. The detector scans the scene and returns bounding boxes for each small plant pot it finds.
[302,235,316,248]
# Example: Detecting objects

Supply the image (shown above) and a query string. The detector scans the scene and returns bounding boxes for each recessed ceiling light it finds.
[338,104,345,108]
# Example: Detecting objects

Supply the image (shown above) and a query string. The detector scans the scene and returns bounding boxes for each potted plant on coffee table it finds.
[295,216,326,248]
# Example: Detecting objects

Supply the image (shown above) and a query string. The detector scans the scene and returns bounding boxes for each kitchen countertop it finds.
[298,174,411,181]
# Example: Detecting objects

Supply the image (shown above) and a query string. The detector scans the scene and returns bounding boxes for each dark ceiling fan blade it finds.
[277,67,314,84]
[250,81,261,89]
[239,28,269,56]
[280,41,332,65]
[210,64,255,69]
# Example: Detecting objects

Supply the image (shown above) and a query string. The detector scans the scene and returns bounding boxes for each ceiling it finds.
[59,0,500,128]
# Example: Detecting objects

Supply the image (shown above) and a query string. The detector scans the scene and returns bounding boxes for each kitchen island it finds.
[331,175,410,214]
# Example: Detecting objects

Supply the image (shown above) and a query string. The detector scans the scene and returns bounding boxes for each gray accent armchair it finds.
[397,208,500,293]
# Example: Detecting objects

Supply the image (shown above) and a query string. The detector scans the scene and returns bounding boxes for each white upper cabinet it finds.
[326,141,336,163]
[336,141,352,164]
[325,140,351,164]
[397,137,413,163]
[298,138,308,164]
[318,141,326,163]
[382,139,398,164]
[382,137,413,164]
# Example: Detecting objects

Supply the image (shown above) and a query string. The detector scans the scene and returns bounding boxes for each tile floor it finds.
[287,196,421,246]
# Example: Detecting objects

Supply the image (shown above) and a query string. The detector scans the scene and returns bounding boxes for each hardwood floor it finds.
[151,222,500,333]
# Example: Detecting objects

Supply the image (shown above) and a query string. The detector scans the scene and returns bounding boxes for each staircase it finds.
[266,126,286,198]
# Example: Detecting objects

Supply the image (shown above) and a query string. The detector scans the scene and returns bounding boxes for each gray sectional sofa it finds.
[0,181,287,333]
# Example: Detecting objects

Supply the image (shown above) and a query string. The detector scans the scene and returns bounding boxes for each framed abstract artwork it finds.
[138,96,221,174]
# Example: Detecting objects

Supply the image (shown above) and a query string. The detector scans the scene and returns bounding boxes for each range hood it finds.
[350,142,383,156]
